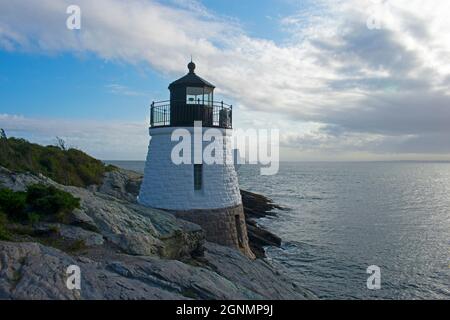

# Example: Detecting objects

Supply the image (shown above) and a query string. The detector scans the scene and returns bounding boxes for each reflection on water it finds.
[238,162,450,299]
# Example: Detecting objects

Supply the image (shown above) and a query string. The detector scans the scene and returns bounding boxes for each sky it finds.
[1,0,450,161]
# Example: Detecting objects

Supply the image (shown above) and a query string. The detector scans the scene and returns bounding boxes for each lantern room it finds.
[150,61,232,128]
[169,61,215,105]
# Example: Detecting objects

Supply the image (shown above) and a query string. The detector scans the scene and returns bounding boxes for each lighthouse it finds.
[139,61,254,258]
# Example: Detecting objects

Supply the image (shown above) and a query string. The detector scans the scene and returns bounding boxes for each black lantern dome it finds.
[150,61,232,129]
[168,62,215,92]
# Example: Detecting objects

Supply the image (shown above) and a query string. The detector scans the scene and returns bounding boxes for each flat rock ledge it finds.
[0,240,311,300]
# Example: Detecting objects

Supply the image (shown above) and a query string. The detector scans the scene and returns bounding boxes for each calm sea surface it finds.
[106,161,450,299]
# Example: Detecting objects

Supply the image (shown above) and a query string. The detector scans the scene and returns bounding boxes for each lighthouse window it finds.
[186,87,213,105]
[194,164,203,190]
[186,87,203,104]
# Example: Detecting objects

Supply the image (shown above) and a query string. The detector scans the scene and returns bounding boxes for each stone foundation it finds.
[173,204,255,259]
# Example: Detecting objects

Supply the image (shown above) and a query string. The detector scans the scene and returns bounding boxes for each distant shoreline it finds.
[105,160,450,165]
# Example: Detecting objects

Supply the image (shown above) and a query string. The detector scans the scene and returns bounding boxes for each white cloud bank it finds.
[1,0,450,160]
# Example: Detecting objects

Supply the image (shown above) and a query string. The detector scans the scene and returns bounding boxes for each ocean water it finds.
[107,161,450,299]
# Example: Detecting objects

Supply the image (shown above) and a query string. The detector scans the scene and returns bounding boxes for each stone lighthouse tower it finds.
[138,61,254,258]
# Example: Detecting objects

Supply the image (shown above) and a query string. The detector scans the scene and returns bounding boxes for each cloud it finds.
[0,114,149,160]
[105,84,148,97]
[0,0,449,159]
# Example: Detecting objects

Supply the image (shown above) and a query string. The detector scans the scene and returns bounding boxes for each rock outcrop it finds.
[98,169,284,258]
[0,166,204,259]
[0,167,311,299]
[92,168,142,203]
[241,190,283,258]
[0,241,310,300]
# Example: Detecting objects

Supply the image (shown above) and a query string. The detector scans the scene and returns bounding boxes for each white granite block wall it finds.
[138,127,242,210]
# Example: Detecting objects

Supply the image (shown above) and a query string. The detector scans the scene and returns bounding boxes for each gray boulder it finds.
[93,168,142,203]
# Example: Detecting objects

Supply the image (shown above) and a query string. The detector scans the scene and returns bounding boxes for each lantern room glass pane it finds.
[186,87,213,105]
[186,87,203,104]
[204,87,213,105]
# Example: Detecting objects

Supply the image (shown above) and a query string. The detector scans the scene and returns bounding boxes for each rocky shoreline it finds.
[97,167,285,259]
[0,166,311,299]
[241,190,283,258]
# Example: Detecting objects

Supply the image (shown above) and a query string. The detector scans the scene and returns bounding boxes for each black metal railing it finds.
[150,100,233,129]
[150,101,171,127]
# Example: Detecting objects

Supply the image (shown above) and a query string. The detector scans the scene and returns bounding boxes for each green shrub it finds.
[27,212,41,225]
[0,189,27,221]
[0,211,11,240]
[0,184,80,224]
[26,184,80,222]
